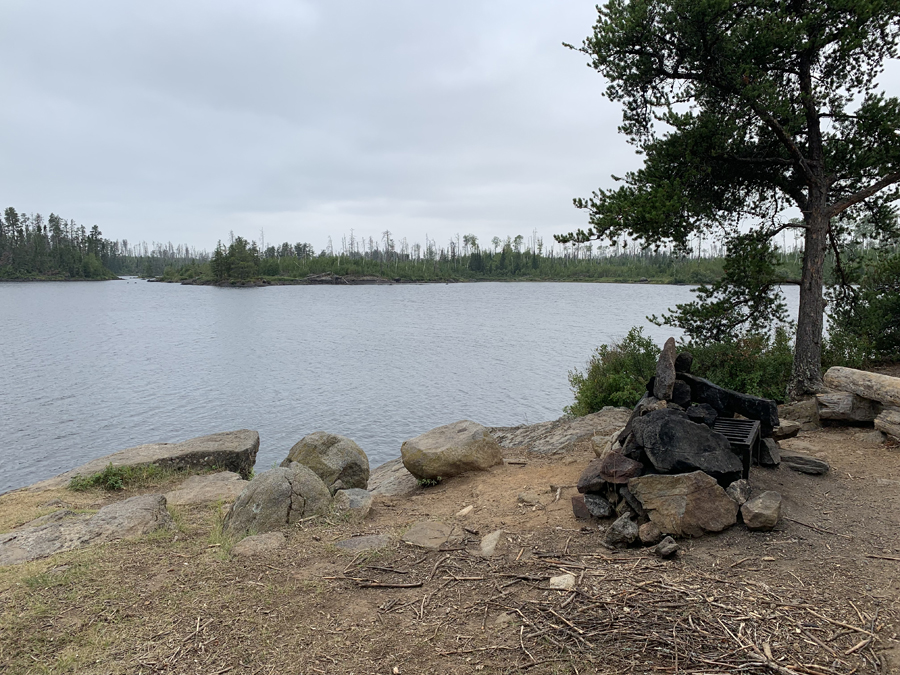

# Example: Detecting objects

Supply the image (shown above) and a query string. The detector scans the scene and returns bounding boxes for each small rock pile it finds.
[573,338,826,551]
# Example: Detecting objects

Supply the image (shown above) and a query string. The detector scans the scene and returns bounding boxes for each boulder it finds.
[678,374,779,437]
[628,471,739,537]
[332,488,374,520]
[674,352,693,374]
[281,432,369,493]
[605,514,638,547]
[875,406,900,442]
[758,438,781,466]
[30,430,260,490]
[778,399,820,431]
[0,494,173,566]
[632,408,743,485]
[653,337,678,400]
[367,457,419,497]
[686,403,718,427]
[772,420,801,440]
[231,532,286,557]
[726,479,751,505]
[489,407,631,455]
[671,380,693,409]
[402,521,453,550]
[741,491,782,531]
[617,395,667,445]
[401,420,502,480]
[224,464,332,537]
[164,471,248,506]
[780,452,829,475]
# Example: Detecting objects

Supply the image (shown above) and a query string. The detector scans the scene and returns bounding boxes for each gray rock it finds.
[854,430,886,446]
[726,479,752,505]
[758,438,781,466]
[367,457,420,497]
[674,352,693,374]
[334,534,391,551]
[29,430,260,490]
[780,452,830,475]
[671,380,693,409]
[741,491,782,531]
[639,521,663,545]
[628,471,739,537]
[231,532,286,557]
[591,429,623,459]
[778,399,820,431]
[165,471,248,506]
[679,373,779,437]
[479,530,504,557]
[584,493,614,518]
[772,420,801,440]
[224,464,332,537]
[617,394,667,445]
[517,491,542,506]
[655,536,680,558]
[619,485,646,518]
[653,337,678,400]
[548,573,576,590]
[402,521,453,549]
[605,514,638,548]
[401,420,502,480]
[281,432,369,493]
[632,408,743,485]
[0,494,173,566]
[332,488,374,520]
[489,407,631,455]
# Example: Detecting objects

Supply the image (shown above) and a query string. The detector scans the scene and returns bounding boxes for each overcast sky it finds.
[1,2,898,255]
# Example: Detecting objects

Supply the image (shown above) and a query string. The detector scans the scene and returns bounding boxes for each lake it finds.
[0,280,800,494]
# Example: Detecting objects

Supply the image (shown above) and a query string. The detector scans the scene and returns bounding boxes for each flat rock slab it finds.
[780,452,830,475]
[402,521,453,549]
[368,458,420,497]
[29,430,260,490]
[0,494,173,566]
[628,471,738,538]
[489,407,631,455]
[478,529,504,557]
[164,472,248,506]
[231,532,286,557]
[334,534,391,551]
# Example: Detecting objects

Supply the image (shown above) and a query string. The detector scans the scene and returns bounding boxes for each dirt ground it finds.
[1,424,899,675]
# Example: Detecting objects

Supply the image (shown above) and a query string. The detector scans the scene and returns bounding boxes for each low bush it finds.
[565,327,660,415]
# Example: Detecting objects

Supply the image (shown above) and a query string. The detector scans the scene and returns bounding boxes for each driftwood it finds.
[823,367,900,407]
[816,392,882,421]
[875,406,900,441]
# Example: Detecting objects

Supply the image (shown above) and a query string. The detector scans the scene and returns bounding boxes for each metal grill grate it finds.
[712,418,761,480]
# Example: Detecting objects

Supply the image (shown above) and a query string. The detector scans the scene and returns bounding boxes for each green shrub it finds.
[68,463,169,492]
[688,327,794,402]
[825,250,900,367]
[565,327,660,415]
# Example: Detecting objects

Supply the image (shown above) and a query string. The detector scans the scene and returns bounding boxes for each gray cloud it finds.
[2,1,895,253]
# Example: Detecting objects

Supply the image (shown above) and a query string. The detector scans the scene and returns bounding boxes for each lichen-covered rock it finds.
[281,432,369,493]
[726,479,752,505]
[332,488,374,520]
[401,420,502,480]
[224,463,331,537]
[628,471,738,537]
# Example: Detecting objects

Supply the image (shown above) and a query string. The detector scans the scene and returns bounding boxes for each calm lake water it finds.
[0,280,800,494]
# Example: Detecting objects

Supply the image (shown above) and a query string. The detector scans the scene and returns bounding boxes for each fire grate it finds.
[712,418,760,480]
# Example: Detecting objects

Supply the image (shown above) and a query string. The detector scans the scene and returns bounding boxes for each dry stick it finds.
[784,517,852,539]
[864,554,900,561]
[805,609,874,636]
[436,645,514,656]
[844,637,872,655]
[356,582,423,589]
[429,554,450,581]
[519,625,535,662]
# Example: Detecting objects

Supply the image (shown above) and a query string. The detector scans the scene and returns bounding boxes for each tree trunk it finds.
[788,200,829,399]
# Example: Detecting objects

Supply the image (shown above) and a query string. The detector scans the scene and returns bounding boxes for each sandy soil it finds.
[0,426,898,675]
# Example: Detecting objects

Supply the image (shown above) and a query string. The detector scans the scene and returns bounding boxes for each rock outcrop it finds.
[368,457,420,497]
[0,494,173,566]
[489,407,631,454]
[281,432,369,493]
[401,420,502,480]
[30,430,260,490]
[224,463,331,537]
[164,471,248,506]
